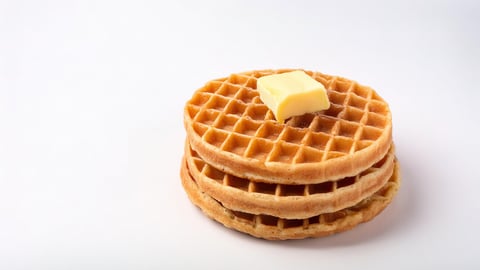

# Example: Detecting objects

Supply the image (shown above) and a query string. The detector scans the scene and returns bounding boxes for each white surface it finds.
[1,0,479,269]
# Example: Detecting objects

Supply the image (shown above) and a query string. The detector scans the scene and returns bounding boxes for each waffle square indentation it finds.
[216,82,240,98]
[366,112,387,128]
[203,165,225,184]
[348,94,368,110]
[328,91,347,106]
[334,79,353,93]
[269,143,299,163]
[306,133,331,150]
[245,105,269,121]
[200,81,223,94]
[308,181,334,194]
[286,113,316,129]
[323,104,344,118]
[360,126,382,141]
[196,109,220,126]
[244,139,273,161]
[368,100,388,114]
[192,157,205,172]
[253,182,277,195]
[235,88,258,104]
[221,134,250,156]
[338,121,359,138]
[330,137,354,153]
[310,116,337,134]
[343,107,364,123]
[279,184,306,196]
[232,210,255,223]
[243,76,257,90]
[190,92,212,106]
[205,95,229,111]
[283,219,304,229]
[185,105,200,119]
[256,122,283,141]
[323,211,347,223]
[259,214,278,227]
[224,100,247,117]
[225,174,250,191]
[233,119,261,136]
[214,114,240,131]
[192,123,208,137]
[227,74,250,85]
[352,84,370,98]
[280,127,307,144]
[297,147,323,163]
[336,176,356,189]
[204,129,228,148]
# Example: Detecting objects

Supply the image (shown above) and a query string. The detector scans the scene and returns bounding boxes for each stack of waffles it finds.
[181,69,400,240]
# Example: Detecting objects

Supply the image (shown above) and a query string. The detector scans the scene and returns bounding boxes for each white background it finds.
[1,0,479,269]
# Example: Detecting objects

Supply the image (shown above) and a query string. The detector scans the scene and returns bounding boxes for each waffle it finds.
[184,69,392,184]
[185,141,395,219]
[181,157,401,240]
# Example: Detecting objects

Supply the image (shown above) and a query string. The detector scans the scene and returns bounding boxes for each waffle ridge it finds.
[184,69,392,184]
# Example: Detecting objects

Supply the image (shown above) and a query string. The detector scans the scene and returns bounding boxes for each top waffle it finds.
[184,69,392,184]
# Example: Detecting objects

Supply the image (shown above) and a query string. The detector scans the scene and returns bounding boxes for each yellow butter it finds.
[257,70,330,123]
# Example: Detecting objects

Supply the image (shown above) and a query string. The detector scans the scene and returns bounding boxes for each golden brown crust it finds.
[184,69,392,184]
[180,157,401,240]
[185,141,395,219]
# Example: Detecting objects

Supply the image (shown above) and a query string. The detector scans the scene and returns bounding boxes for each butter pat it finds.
[257,70,330,123]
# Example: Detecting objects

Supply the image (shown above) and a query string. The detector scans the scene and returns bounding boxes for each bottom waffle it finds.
[181,157,401,240]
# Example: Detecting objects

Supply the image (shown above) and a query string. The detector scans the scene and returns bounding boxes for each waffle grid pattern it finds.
[188,146,391,198]
[223,178,397,230]
[181,69,399,239]
[186,69,390,166]
[181,159,400,240]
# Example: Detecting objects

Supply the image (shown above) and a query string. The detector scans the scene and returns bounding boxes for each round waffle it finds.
[184,69,392,184]
[181,157,401,240]
[185,142,395,219]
